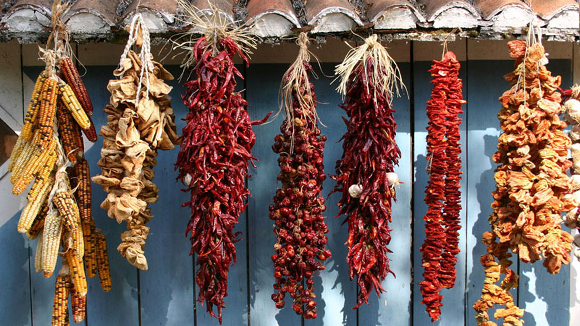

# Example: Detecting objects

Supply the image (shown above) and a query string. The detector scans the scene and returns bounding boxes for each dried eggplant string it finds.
[92,13,178,270]
[473,30,574,325]
[420,49,465,321]
[331,34,404,309]
[562,85,580,260]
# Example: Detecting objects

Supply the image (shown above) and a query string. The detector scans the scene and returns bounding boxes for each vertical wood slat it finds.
[246,63,304,326]
[465,58,513,325]
[411,52,468,325]
[0,39,30,326]
[305,63,357,326]
[139,66,195,326]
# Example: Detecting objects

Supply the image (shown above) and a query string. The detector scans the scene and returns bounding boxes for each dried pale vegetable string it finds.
[331,34,404,309]
[420,49,465,321]
[7,0,110,324]
[562,85,580,260]
[92,12,178,270]
[270,33,330,319]
[473,28,574,326]
[172,1,270,322]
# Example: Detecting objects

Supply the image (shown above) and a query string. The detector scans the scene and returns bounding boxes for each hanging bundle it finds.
[92,13,178,270]
[172,1,270,322]
[269,33,331,319]
[330,34,404,309]
[7,1,110,324]
[473,32,574,325]
[420,50,465,321]
[562,85,580,260]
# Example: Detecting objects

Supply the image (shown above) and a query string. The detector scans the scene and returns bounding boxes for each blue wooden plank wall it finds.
[0,55,574,326]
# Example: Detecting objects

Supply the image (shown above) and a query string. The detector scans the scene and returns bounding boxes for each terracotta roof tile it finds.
[246,0,300,37]
[1,0,578,42]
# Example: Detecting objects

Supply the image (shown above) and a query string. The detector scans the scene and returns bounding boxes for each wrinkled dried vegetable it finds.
[331,34,404,309]
[473,39,574,326]
[562,85,580,260]
[7,1,110,324]
[420,50,465,321]
[92,15,178,270]
[270,33,330,319]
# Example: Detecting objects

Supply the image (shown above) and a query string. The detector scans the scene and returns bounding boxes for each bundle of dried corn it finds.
[92,13,178,270]
[8,1,111,324]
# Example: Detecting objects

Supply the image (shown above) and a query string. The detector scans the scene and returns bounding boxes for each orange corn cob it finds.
[74,159,92,224]
[37,78,58,151]
[83,218,97,278]
[56,100,84,164]
[65,249,87,297]
[59,56,93,115]
[70,285,86,323]
[95,231,112,291]
[12,137,57,195]
[52,273,71,326]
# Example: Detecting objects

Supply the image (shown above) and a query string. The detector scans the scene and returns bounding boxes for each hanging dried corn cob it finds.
[562,85,580,260]
[92,13,178,270]
[269,33,330,319]
[172,1,269,323]
[420,50,465,321]
[473,35,574,325]
[331,34,405,309]
[7,1,110,324]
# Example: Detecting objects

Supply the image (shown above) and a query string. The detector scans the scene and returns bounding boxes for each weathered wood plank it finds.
[0,39,23,129]
[82,66,140,326]
[304,63,357,326]
[465,59,514,326]
[517,59,571,326]
[139,65,195,326]
[411,56,468,325]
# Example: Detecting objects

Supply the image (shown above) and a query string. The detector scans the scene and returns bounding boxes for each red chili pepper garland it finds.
[331,35,404,309]
[175,34,269,323]
[420,51,464,321]
[269,33,330,319]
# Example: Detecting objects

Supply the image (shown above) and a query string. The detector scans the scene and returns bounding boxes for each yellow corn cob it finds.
[59,84,90,129]
[8,136,27,173]
[12,137,57,195]
[37,78,58,151]
[35,231,44,273]
[22,71,47,141]
[82,218,97,278]
[18,174,54,233]
[65,249,87,296]
[95,231,112,291]
[42,211,63,278]
[70,286,86,323]
[10,133,40,184]
[26,202,48,240]
[52,271,71,326]
[27,162,55,202]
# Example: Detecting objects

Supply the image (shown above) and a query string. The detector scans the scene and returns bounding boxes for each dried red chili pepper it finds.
[175,35,270,323]
[269,33,330,319]
[331,35,403,309]
[419,51,465,321]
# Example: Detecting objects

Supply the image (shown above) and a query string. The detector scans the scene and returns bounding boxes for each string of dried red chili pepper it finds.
[269,41,330,317]
[331,35,403,309]
[419,51,464,321]
[175,36,270,323]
